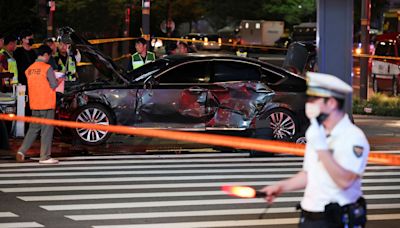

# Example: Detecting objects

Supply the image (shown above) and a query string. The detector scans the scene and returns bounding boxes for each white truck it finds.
[238,20,284,46]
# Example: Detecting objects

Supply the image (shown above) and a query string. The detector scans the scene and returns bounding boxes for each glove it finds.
[305,118,329,151]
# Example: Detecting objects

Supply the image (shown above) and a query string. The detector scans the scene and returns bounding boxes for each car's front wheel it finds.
[266,108,297,141]
[72,103,114,145]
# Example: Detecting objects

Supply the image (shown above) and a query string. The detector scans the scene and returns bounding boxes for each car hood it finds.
[58,27,129,85]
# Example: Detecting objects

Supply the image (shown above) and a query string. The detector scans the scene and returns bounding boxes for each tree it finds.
[55,0,127,38]
[262,0,316,26]
[0,0,42,37]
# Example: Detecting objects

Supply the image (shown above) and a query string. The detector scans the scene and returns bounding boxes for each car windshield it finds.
[129,58,170,82]
[205,35,220,41]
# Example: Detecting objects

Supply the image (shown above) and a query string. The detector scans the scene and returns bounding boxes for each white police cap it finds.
[306,72,353,99]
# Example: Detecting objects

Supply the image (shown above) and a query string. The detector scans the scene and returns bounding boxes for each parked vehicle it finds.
[182,33,222,50]
[283,41,317,76]
[57,28,308,146]
[371,32,400,95]
[238,20,284,46]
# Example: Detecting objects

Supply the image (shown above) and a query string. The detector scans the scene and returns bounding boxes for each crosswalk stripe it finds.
[0,168,301,177]
[17,185,400,202]
[54,153,252,160]
[0,182,274,193]
[90,213,400,228]
[1,174,400,185]
[40,194,400,211]
[0,158,304,167]
[0,212,18,217]
[4,180,400,193]
[0,222,44,228]
[65,203,400,221]
[0,163,397,173]
[2,168,400,178]
[91,218,300,228]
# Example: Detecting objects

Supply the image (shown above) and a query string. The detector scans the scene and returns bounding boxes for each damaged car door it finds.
[134,60,210,130]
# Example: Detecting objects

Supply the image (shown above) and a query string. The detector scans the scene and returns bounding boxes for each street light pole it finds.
[360,0,371,100]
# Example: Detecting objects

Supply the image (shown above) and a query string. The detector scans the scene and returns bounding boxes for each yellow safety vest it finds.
[0,49,18,85]
[236,50,248,58]
[57,53,77,81]
[131,52,155,70]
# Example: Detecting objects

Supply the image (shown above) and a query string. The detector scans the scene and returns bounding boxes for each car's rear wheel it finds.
[266,108,297,141]
[72,103,114,145]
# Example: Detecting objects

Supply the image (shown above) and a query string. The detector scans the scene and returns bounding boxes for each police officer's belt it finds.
[301,210,325,220]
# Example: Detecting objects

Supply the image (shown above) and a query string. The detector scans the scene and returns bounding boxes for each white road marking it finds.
[66,204,400,221]
[0,158,304,168]
[90,213,400,228]
[0,163,397,173]
[1,169,400,178]
[18,185,400,202]
[2,174,400,185]
[0,212,18,217]
[0,222,43,228]
[40,194,400,211]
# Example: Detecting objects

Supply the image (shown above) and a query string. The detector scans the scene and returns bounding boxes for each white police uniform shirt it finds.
[301,114,370,212]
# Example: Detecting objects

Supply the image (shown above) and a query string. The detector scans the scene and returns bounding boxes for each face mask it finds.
[305,102,320,119]
[305,102,330,125]
[28,38,34,46]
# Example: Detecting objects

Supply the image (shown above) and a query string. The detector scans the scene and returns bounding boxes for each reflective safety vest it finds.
[0,49,18,85]
[25,61,56,110]
[56,53,77,81]
[131,51,155,70]
[236,50,248,58]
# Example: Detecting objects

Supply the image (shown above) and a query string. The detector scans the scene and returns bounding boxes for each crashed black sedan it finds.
[58,28,308,146]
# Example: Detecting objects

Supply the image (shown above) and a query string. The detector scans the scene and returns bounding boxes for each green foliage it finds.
[0,0,42,36]
[55,0,127,37]
[263,0,316,25]
[353,94,400,117]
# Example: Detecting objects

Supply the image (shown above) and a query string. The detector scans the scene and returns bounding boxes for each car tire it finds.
[265,108,298,141]
[72,103,115,145]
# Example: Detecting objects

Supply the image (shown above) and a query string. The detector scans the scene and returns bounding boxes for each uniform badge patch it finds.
[353,146,364,158]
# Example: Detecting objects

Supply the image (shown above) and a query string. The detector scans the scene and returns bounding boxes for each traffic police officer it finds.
[260,72,370,228]
[127,38,155,71]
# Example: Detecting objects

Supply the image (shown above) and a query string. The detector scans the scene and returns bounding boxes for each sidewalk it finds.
[353,114,400,151]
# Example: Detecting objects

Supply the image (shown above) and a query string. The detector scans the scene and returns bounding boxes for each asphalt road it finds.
[0,153,400,228]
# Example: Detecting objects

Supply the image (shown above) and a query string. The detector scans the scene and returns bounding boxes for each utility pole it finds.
[166,0,172,37]
[360,0,371,100]
[47,1,56,37]
[142,0,150,41]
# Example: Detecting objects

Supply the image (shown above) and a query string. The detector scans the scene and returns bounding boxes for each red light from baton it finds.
[221,185,266,198]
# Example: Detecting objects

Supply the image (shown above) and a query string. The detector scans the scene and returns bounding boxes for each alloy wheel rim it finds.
[268,111,296,139]
[75,108,110,142]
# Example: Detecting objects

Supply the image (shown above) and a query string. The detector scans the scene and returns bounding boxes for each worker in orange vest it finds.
[16,45,63,164]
